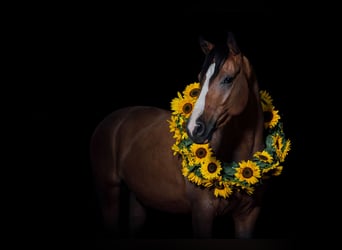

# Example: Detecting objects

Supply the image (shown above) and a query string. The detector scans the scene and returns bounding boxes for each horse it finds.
[90,32,290,239]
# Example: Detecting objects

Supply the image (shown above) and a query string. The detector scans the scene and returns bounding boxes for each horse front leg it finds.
[232,206,260,239]
[191,204,215,238]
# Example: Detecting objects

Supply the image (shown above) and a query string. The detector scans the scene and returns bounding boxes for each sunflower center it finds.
[207,162,217,173]
[214,180,224,189]
[182,103,193,114]
[263,111,273,123]
[258,155,268,161]
[195,148,207,158]
[190,88,201,98]
[242,167,253,178]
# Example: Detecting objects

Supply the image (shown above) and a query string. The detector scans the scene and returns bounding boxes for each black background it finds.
[21,1,324,248]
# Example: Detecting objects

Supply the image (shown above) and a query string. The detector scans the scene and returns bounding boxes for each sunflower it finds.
[190,143,213,165]
[260,90,273,110]
[188,172,204,185]
[170,92,183,114]
[253,151,273,164]
[279,139,291,162]
[272,133,284,159]
[202,177,233,199]
[182,82,201,99]
[200,157,222,180]
[170,92,195,118]
[262,161,279,174]
[263,161,284,177]
[272,165,283,176]
[241,185,255,195]
[213,178,233,199]
[235,160,261,185]
[263,106,281,129]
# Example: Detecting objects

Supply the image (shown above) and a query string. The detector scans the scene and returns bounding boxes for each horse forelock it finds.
[200,44,230,84]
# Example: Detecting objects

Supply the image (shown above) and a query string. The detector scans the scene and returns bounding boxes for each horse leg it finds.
[128,193,146,237]
[97,182,122,237]
[191,204,215,238]
[232,206,260,239]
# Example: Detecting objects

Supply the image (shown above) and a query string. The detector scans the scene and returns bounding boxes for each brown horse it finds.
[90,32,283,239]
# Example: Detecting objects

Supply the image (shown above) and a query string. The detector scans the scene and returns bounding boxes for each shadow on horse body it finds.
[90,32,266,239]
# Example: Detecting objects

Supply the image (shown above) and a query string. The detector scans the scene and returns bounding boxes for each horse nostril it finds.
[194,120,206,137]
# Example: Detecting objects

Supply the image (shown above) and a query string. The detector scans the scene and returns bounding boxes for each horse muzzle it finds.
[186,118,215,144]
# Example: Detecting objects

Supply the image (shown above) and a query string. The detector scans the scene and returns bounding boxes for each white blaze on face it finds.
[187,63,216,136]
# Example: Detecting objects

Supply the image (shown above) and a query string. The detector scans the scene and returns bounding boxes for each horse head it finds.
[186,32,264,161]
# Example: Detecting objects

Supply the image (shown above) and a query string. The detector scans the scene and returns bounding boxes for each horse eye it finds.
[222,76,233,84]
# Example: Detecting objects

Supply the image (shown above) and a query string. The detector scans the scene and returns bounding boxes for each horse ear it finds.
[227,32,241,55]
[199,36,215,55]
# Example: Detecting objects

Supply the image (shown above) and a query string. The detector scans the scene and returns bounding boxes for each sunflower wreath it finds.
[168,82,291,199]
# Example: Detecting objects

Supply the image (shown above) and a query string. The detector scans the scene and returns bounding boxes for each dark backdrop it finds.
[24,1,313,248]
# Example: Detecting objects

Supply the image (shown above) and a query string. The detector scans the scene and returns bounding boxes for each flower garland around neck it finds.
[168,82,291,199]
